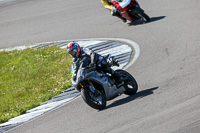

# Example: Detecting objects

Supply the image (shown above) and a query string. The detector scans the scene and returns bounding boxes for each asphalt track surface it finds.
[1,0,200,133]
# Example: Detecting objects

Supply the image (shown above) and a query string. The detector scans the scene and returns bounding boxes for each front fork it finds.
[130,2,144,19]
[88,80,99,96]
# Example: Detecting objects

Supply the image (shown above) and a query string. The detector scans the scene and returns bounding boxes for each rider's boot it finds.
[112,71,124,87]
[104,65,123,87]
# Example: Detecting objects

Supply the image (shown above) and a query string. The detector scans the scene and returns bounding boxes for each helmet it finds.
[66,42,81,58]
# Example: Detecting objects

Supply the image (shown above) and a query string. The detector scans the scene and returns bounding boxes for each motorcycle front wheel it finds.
[133,7,150,22]
[81,86,106,110]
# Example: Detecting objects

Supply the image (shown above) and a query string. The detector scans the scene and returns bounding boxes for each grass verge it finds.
[0,46,72,124]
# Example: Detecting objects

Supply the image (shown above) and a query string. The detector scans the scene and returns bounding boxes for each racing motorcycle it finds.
[110,0,150,22]
[70,55,138,110]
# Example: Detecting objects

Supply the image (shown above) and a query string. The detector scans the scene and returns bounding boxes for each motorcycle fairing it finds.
[111,0,138,20]
[111,0,132,12]
[74,68,125,100]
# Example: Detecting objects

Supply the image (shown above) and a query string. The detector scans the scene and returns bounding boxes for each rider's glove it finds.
[89,63,95,68]
[111,7,117,16]
[113,57,120,67]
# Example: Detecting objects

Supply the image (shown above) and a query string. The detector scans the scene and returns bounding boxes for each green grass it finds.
[0,46,72,124]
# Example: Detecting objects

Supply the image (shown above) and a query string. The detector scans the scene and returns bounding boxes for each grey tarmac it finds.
[0,0,200,133]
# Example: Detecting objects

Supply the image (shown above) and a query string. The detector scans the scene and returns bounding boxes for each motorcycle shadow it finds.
[102,87,159,110]
[128,16,166,26]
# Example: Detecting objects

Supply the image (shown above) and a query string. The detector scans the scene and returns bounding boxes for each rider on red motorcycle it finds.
[101,0,128,22]
[111,0,150,22]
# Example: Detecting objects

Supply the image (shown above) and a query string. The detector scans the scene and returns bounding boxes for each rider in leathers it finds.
[67,42,121,83]
[100,0,127,22]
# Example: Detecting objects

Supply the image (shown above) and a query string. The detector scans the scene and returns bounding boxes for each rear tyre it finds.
[115,70,138,95]
[81,86,106,110]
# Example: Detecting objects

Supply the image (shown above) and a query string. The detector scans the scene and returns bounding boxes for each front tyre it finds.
[133,7,150,22]
[116,70,138,95]
[81,87,106,110]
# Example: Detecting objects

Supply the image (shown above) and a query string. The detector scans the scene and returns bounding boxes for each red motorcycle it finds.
[110,0,150,22]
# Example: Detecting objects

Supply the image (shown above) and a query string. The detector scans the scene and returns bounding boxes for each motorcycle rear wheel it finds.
[81,86,106,110]
[116,70,138,95]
